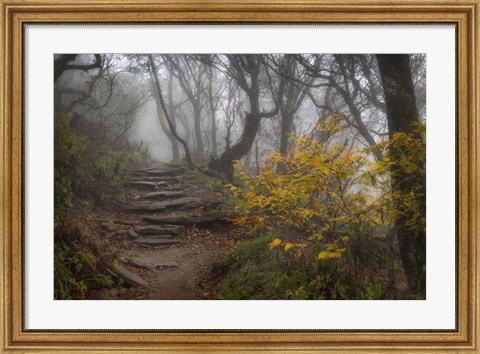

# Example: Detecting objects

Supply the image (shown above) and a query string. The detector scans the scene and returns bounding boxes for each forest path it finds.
[92,165,246,300]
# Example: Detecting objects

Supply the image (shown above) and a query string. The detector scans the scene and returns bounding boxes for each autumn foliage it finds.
[224,115,426,299]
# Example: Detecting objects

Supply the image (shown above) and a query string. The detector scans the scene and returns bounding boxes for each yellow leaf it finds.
[317,251,341,261]
[284,242,294,252]
[317,251,331,260]
[268,238,282,250]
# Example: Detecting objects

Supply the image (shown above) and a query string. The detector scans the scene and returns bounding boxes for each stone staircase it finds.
[94,165,227,297]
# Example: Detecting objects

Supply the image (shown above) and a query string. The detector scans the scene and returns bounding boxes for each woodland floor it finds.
[85,165,250,300]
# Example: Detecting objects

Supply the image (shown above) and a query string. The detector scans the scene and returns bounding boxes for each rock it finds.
[124,203,166,213]
[124,197,201,213]
[138,176,173,183]
[128,227,140,238]
[134,238,181,247]
[140,191,187,200]
[142,213,227,226]
[115,227,140,238]
[178,201,205,211]
[142,167,185,177]
[134,224,184,235]
[115,264,148,287]
[160,197,202,209]
[125,256,178,271]
[129,181,167,190]
[140,234,175,239]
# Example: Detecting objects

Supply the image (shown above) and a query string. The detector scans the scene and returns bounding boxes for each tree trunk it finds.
[207,66,218,157]
[151,76,180,161]
[162,55,204,157]
[209,55,281,181]
[277,111,294,173]
[376,54,426,298]
[148,55,193,169]
[167,75,180,160]
[193,103,204,155]
[209,111,261,181]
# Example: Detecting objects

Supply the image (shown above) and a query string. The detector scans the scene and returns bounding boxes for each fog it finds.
[127,100,172,162]
[54,54,426,170]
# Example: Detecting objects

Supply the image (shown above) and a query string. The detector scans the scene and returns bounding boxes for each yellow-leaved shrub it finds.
[224,115,425,299]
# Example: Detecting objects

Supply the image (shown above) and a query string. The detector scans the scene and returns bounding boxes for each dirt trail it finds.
[90,165,246,300]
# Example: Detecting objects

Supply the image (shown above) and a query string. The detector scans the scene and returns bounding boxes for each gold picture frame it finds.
[1,0,478,352]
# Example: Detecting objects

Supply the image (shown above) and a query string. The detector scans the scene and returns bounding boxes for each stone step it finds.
[142,167,185,177]
[140,191,187,200]
[114,264,147,287]
[134,238,181,247]
[96,219,138,226]
[124,197,202,213]
[124,203,166,213]
[142,213,227,226]
[137,234,176,239]
[134,224,184,235]
[161,197,201,208]
[123,256,178,271]
[114,227,140,239]
[135,166,161,173]
[135,176,175,183]
[177,200,205,211]
[129,181,167,190]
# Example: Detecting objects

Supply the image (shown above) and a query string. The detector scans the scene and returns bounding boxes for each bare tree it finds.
[208,55,283,180]
[204,57,227,157]
[263,55,315,171]
[54,54,102,83]
[55,54,148,141]
[148,55,194,168]
[163,55,207,156]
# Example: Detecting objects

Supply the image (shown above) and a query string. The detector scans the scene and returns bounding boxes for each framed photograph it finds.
[1,0,479,352]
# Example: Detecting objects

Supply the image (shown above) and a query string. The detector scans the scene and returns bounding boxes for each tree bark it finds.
[376,54,426,298]
[167,75,181,160]
[209,111,262,181]
[277,55,310,157]
[207,65,218,157]
[163,55,204,156]
[209,55,281,181]
[148,55,193,169]
[150,76,180,161]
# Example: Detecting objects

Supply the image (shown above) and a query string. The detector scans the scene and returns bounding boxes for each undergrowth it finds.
[54,116,150,299]
[214,117,424,300]
[54,218,123,299]
[214,232,398,300]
